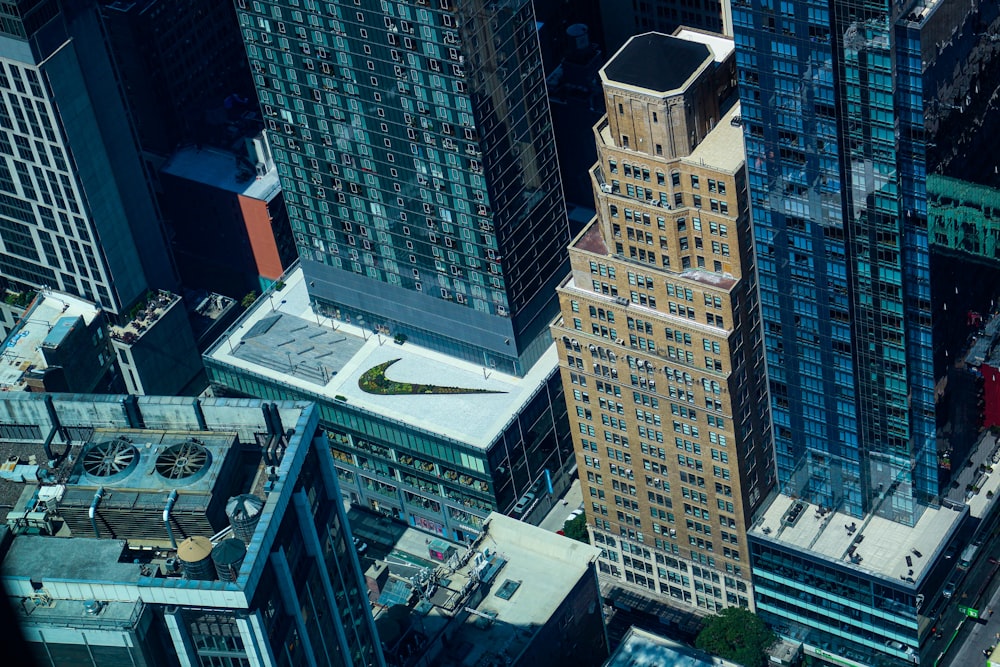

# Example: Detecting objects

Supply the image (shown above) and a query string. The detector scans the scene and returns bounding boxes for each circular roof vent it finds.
[155,441,211,482]
[81,439,139,481]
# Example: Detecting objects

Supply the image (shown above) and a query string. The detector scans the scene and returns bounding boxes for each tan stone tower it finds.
[552,30,774,612]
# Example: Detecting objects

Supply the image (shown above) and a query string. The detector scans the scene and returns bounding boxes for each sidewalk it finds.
[538,478,582,532]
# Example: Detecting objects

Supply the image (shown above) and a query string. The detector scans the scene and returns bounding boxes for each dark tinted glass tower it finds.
[732,0,936,525]
[600,0,732,53]
[235,0,569,376]
[0,1,177,315]
[100,0,258,156]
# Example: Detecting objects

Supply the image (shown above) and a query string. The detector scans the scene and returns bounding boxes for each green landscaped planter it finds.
[357,359,505,395]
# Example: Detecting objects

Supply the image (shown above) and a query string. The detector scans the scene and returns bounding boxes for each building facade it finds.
[553,31,773,613]
[733,0,938,525]
[109,291,203,396]
[928,175,1000,263]
[0,289,113,393]
[0,394,385,667]
[234,0,569,376]
[0,1,176,316]
[369,513,608,667]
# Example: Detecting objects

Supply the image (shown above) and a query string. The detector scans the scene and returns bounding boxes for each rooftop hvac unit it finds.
[81,438,139,482]
[155,441,212,484]
[61,432,240,545]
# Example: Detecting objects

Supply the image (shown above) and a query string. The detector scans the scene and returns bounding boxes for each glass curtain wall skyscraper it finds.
[234,0,569,376]
[731,0,936,525]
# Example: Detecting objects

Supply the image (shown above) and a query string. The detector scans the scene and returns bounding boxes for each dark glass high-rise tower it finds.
[732,0,936,525]
[734,2,1000,663]
[234,0,569,376]
[0,1,177,315]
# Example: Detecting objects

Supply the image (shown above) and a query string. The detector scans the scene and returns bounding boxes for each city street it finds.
[940,562,1000,667]
[937,527,1000,666]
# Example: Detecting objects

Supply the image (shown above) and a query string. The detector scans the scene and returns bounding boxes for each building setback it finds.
[205,266,576,543]
[0,394,385,667]
[233,0,570,376]
[552,31,774,612]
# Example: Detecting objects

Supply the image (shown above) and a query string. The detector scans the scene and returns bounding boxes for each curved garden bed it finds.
[358,359,505,395]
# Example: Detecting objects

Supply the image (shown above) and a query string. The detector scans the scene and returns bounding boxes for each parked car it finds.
[513,492,535,514]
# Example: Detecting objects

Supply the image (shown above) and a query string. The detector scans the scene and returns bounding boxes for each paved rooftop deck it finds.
[161,146,280,202]
[0,291,101,389]
[687,102,745,175]
[372,512,600,666]
[752,494,964,583]
[207,267,559,449]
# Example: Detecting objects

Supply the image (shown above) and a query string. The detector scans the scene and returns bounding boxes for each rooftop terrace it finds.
[161,146,281,202]
[751,494,964,583]
[0,290,101,390]
[593,101,744,175]
[372,512,600,666]
[109,290,181,345]
[687,102,746,175]
[206,267,559,449]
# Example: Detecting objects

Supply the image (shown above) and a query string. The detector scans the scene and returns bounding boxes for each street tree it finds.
[695,607,776,667]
